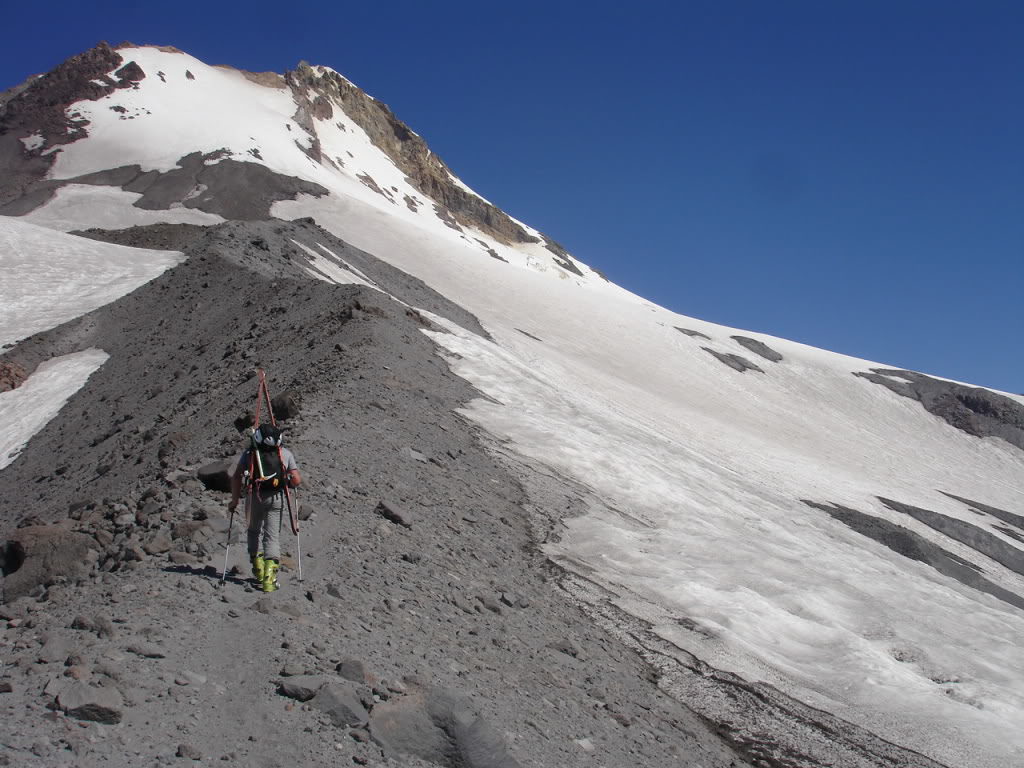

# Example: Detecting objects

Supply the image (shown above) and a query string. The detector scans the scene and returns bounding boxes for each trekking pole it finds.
[295,492,303,584]
[283,485,302,582]
[221,504,235,582]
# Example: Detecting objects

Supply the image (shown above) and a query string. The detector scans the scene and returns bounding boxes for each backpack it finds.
[251,444,286,495]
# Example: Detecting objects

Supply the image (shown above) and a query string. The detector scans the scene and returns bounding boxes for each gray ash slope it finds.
[0,219,745,767]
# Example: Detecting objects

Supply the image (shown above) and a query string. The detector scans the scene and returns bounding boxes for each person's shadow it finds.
[162,563,252,587]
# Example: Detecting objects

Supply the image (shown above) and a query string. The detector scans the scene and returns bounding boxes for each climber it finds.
[227,423,301,592]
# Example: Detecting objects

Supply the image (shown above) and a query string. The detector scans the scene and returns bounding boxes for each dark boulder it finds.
[310,681,369,727]
[271,390,300,420]
[674,327,711,340]
[855,369,1024,451]
[1,524,96,602]
[114,60,145,84]
[370,684,521,768]
[701,347,764,374]
[57,682,123,724]
[731,336,783,363]
[197,459,235,492]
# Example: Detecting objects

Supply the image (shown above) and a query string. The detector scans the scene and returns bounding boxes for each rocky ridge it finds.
[284,63,578,272]
[0,219,744,768]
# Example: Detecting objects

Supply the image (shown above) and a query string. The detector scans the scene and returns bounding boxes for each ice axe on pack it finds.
[222,370,302,583]
[255,370,301,583]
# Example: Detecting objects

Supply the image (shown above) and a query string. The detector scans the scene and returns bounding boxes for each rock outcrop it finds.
[855,368,1024,451]
[0,42,133,207]
[283,63,577,261]
[1,523,97,601]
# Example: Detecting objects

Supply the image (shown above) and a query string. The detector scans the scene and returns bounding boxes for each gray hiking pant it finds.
[247,492,284,561]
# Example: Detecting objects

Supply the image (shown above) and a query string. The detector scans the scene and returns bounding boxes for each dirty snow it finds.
[0,349,108,470]
[20,133,44,151]
[22,185,224,232]
[0,216,183,346]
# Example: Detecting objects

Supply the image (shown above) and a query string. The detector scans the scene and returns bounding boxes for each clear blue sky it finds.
[3,1,1021,391]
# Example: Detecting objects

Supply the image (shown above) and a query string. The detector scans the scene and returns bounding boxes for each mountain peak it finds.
[0,43,586,277]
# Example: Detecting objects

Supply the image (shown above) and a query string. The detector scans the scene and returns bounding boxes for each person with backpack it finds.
[227,424,301,592]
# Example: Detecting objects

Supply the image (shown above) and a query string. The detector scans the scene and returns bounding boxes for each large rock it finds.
[271,391,300,420]
[1,524,96,601]
[731,335,784,363]
[197,459,235,492]
[38,634,77,664]
[311,681,368,726]
[278,674,331,702]
[854,368,1024,450]
[370,684,521,768]
[57,682,123,724]
[376,500,415,529]
[701,347,764,374]
[143,532,172,555]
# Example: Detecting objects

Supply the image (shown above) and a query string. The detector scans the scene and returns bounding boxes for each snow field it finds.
[22,185,224,233]
[280,189,1024,768]
[0,218,182,479]
[424,312,1024,768]
[0,217,184,347]
[0,349,108,470]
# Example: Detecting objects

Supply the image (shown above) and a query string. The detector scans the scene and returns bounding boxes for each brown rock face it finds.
[0,41,146,208]
[0,361,29,392]
[284,64,541,248]
[0,42,123,146]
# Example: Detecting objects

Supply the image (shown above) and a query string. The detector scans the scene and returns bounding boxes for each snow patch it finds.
[0,349,108,470]
[0,216,184,346]
[20,133,45,151]
[21,185,223,232]
[290,239,378,290]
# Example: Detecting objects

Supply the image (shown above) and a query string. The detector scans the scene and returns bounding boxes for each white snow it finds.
[0,349,108,469]
[50,47,314,179]
[290,239,379,289]
[274,190,1024,768]
[20,133,45,151]
[21,185,224,232]
[417,295,1024,768]
[445,168,493,205]
[0,216,183,346]
[7,44,1023,768]
[46,45,587,281]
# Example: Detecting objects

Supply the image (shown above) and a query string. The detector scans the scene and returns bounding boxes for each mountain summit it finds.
[0,42,585,277]
[1,43,1023,768]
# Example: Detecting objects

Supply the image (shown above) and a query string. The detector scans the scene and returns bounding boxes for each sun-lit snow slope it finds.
[0,349,108,470]
[274,191,1024,768]
[0,217,183,347]
[25,46,595,282]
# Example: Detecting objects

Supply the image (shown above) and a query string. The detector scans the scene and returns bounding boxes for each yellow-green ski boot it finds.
[262,559,279,593]
[250,553,266,582]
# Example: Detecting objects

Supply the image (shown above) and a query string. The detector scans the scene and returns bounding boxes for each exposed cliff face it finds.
[854,368,1024,451]
[0,42,145,207]
[0,42,129,144]
[285,64,542,248]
